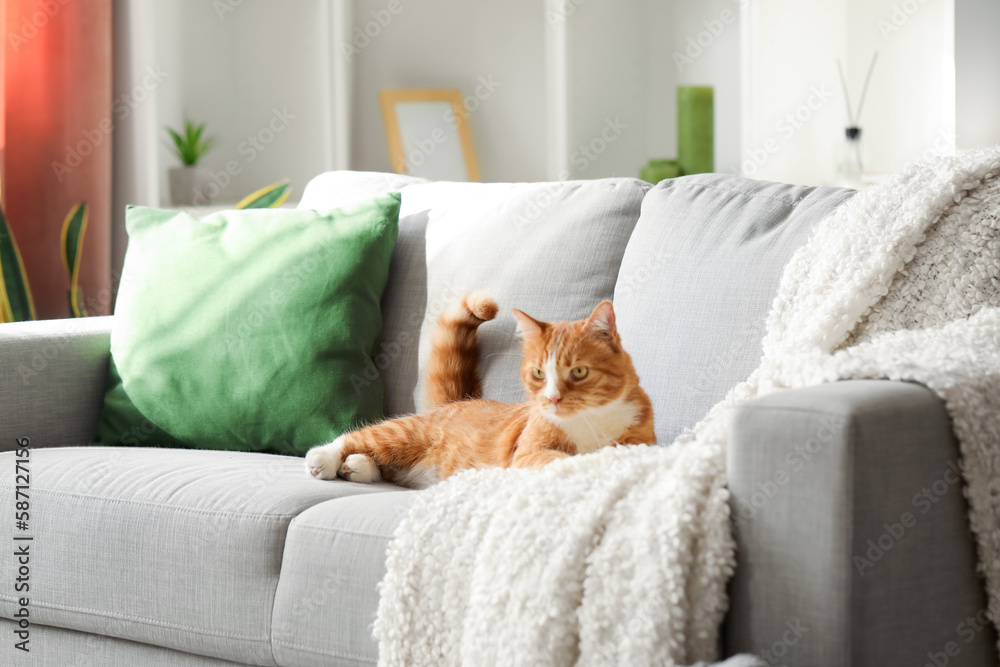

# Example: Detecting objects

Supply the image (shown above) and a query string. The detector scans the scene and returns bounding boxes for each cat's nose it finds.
[549,396,560,407]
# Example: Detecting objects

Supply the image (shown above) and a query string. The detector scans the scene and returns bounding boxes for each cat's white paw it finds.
[339,454,381,483]
[305,436,345,480]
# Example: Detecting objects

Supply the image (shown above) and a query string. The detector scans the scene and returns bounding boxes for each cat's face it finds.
[512,302,634,418]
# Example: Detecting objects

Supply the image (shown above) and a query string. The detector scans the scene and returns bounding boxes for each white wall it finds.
[558,0,648,180]
[152,1,186,206]
[119,0,990,201]
[351,0,548,183]
[741,0,955,186]
[350,0,742,183]
[112,0,163,280]
[648,0,742,174]
[741,0,847,185]
[116,1,349,210]
[844,0,954,173]
[173,0,342,204]
[956,0,1000,149]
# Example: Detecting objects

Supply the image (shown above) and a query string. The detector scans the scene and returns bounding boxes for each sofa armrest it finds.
[725,379,996,667]
[0,317,112,452]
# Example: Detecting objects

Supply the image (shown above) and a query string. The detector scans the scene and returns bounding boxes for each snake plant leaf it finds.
[61,201,89,318]
[235,180,291,209]
[0,190,36,323]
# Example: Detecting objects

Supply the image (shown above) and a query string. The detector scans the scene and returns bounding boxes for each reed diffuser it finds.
[836,52,878,184]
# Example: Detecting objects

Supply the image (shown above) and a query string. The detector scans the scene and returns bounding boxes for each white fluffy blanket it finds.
[374,148,1000,665]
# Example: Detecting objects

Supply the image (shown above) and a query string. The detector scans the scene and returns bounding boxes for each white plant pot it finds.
[169,166,214,207]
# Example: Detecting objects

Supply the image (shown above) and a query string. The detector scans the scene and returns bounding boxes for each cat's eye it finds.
[531,368,545,380]
[571,366,589,380]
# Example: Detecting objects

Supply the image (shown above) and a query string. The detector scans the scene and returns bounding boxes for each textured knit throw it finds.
[374,148,1000,666]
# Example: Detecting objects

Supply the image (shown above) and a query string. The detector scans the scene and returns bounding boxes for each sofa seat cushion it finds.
[270,491,417,666]
[0,620,253,666]
[0,447,401,666]
[614,174,856,444]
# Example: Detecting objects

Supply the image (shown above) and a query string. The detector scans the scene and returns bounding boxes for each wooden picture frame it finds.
[379,89,480,182]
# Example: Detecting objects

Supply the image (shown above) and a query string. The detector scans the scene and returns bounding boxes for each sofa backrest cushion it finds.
[298,170,428,210]
[614,174,855,445]
[383,178,650,415]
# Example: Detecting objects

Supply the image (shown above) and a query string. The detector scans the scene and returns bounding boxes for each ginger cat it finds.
[304,294,654,488]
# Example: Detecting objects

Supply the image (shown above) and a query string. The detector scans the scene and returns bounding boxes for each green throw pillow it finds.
[95,194,401,455]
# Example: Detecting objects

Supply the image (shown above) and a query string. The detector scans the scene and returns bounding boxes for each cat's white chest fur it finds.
[542,397,640,454]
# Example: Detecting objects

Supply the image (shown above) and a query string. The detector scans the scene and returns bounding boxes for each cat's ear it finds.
[586,301,619,341]
[512,309,547,342]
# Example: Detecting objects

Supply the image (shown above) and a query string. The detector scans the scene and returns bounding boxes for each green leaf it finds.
[166,122,215,166]
[200,135,216,156]
[236,180,292,209]
[70,284,88,318]
[0,198,36,322]
[61,201,89,317]
[166,127,188,164]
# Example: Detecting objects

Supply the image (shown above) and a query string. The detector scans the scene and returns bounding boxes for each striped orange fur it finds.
[305,294,655,488]
[425,292,498,408]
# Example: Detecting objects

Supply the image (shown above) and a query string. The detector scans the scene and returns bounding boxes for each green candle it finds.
[677,86,714,175]
[640,159,680,184]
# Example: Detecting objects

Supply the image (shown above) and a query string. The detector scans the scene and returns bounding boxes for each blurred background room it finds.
[0,0,996,320]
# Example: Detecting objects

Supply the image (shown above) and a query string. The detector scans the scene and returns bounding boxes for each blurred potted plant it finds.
[1,171,293,322]
[1,178,90,321]
[167,121,215,206]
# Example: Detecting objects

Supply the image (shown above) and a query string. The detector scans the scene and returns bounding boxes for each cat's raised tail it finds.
[425,292,498,409]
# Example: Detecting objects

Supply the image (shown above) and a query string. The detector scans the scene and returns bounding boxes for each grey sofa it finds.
[0,171,994,667]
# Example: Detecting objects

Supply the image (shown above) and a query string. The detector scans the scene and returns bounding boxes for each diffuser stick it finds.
[854,52,879,125]
[836,59,855,126]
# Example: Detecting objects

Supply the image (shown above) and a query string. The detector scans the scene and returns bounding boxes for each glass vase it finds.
[837,126,865,185]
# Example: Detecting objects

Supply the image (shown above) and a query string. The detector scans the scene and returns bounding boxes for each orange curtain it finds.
[2,0,111,318]
[0,3,6,190]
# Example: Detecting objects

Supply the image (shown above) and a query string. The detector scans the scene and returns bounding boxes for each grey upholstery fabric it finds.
[379,209,430,417]
[396,178,650,412]
[0,317,113,451]
[727,380,996,667]
[0,447,401,665]
[271,491,416,666]
[1,173,993,667]
[614,174,855,444]
[0,620,252,666]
